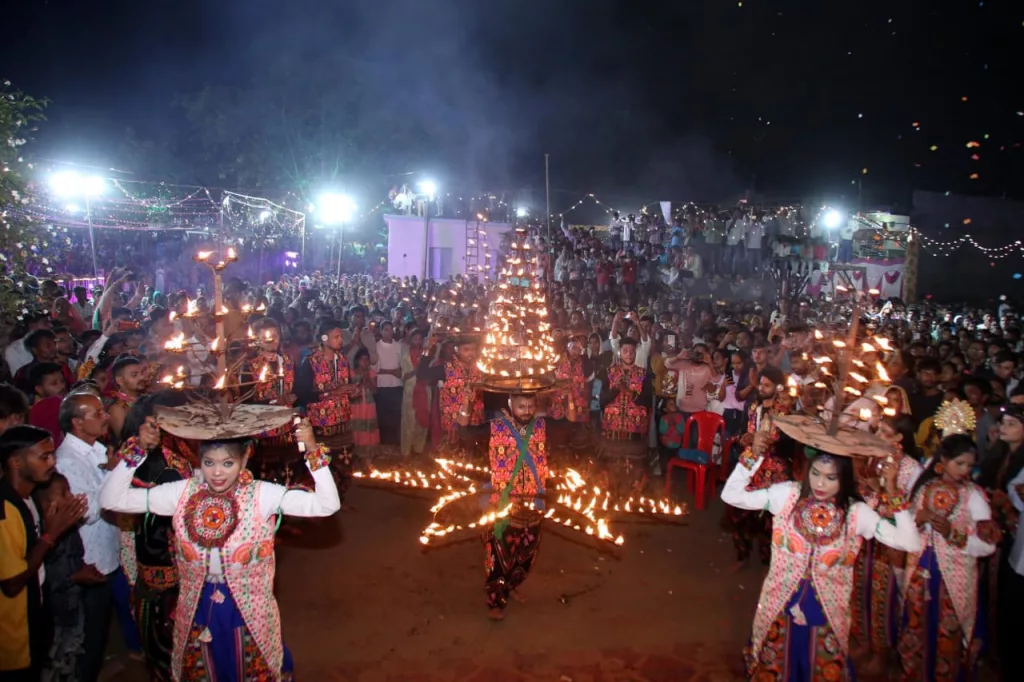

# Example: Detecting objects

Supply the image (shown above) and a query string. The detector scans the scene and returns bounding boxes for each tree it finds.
[0,79,52,335]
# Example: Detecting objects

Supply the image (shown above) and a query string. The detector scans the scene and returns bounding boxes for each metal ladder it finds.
[464,218,488,280]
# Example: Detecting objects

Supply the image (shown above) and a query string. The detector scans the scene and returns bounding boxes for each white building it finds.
[384,214,511,280]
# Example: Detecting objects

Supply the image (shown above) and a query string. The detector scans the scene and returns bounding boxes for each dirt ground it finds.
[103,476,758,681]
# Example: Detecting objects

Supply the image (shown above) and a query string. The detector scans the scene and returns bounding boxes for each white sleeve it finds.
[1008,468,1024,513]
[257,463,340,519]
[720,457,794,514]
[98,460,188,516]
[86,335,109,363]
[853,502,923,553]
[965,488,997,558]
[56,458,104,525]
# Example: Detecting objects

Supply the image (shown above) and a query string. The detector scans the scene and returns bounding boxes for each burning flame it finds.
[213,374,226,390]
[858,407,873,421]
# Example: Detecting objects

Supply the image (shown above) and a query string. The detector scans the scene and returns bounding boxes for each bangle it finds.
[305,444,331,472]
[880,492,909,513]
[38,533,54,547]
[118,438,147,468]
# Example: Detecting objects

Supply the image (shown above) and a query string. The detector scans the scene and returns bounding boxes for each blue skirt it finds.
[746,579,856,681]
[183,582,294,682]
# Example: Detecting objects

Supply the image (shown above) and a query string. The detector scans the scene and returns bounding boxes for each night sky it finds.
[2,0,1021,211]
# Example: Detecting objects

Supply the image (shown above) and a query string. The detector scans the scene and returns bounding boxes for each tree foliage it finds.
[0,79,53,334]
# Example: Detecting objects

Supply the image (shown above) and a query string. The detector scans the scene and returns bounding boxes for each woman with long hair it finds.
[348,347,380,458]
[100,417,340,680]
[897,433,998,681]
[722,443,922,680]
[849,414,924,674]
[721,350,753,437]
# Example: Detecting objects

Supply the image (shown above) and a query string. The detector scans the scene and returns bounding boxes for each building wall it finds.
[385,214,510,280]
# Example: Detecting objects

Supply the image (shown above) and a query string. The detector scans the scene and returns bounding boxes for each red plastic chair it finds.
[664,411,726,510]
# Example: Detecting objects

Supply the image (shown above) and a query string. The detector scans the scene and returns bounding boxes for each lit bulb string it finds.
[111,180,211,209]
[548,193,622,220]
[222,190,306,219]
[352,458,686,550]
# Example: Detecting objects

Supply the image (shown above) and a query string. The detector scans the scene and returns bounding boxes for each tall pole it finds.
[86,196,98,278]
[421,200,429,281]
[544,153,551,281]
[337,223,344,281]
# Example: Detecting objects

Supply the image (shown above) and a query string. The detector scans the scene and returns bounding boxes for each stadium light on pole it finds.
[316,193,356,280]
[49,171,106,277]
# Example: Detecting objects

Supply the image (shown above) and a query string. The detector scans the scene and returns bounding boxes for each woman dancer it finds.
[849,414,923,674]
[897,433,997,681]
[100,416,339,680]
[722,442,922,680]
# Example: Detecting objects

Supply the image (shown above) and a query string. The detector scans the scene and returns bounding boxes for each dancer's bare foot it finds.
[487,607,505,621]
[510,590,527,604]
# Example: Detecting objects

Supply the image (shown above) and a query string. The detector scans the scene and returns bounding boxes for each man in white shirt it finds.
[55,394,119,682]
[725,214,746,275]
[5,313,51,376]
[375,320,403,446]
[341,306,378,367]
[745,218,765,273]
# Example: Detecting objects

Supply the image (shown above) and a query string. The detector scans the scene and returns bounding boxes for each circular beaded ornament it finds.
[923,480,960,519]
[183,489,240,549]
[795,498,844,546]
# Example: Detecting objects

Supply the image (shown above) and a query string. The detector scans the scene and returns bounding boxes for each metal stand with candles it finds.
[153,248,294,452]
[773,285,896,461]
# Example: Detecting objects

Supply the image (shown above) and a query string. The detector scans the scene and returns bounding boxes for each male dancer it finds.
[598,337,653,495]
[244,318,297,484]
[722,365,791,570]
[470,392,548,621]
[296,320,358,499]
[443,335,486,455]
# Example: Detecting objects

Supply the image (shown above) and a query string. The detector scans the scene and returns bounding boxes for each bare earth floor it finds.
[103,481,754,681]
[100,481,1001,681]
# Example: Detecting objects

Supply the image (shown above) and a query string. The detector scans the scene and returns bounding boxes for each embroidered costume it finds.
[117,436,194,682]
[723,401,793,565]
[850,453,923,657]
[245,353,298,485]
[296,348,354,498]
[722,456,922,681]
[896,479,997,681]
[99,438,340,681]
[600,363,648,437]
[551,356,589,423]
[484,413,548,611]
[441,359,485,441]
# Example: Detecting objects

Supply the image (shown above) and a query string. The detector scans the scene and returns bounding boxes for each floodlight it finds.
[823,209,844,229]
